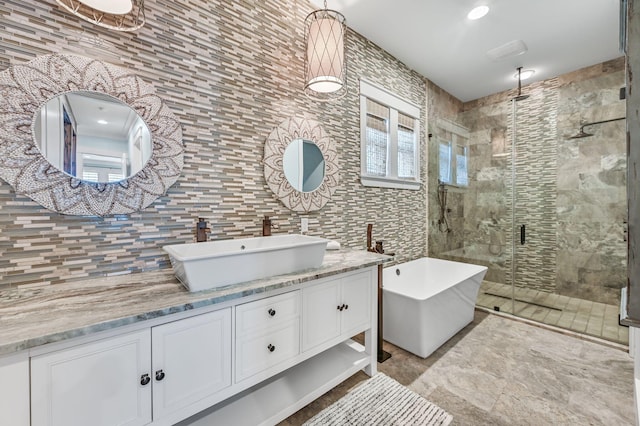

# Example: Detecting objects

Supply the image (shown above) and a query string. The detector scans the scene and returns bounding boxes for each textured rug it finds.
[303,373,453,426]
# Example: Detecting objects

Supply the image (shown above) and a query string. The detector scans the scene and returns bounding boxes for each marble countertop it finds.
[0,249,389,357]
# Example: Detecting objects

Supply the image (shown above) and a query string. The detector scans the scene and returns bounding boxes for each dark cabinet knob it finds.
[337,305,343,311]
[267,344,275,352]
[268,308,276,317]
[155,369,165,381]
[140,374,151,386]
[344,304,349,310]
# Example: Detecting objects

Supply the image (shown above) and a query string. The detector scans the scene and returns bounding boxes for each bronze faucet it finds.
[196,218,210,242]
[263,216,276,236]
[367,223,385,254]
[366,224,394,256]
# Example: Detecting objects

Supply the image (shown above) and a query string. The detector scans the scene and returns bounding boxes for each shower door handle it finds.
[520,225,526,245]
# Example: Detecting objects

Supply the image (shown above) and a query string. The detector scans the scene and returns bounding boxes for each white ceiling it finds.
[311,0,623,102]
[66,92,138,140]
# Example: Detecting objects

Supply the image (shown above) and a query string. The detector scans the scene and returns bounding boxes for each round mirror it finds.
[33,92,152,183]
[0,53,184,216]
[264,117,338,212]
[282,139,326,192]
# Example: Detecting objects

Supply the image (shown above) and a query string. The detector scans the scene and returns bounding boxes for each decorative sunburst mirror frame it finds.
[264,117,339,212]
[0,54,184,216]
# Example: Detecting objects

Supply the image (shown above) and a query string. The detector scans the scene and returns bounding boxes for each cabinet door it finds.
[301,278,341,351]
[341,271,372,336]
[0,352,30,426]
[152,308,231,420]
[31,329,152,426]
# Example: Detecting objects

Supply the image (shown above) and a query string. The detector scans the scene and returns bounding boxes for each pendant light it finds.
[304,1,347,101]
[56,0,145,32]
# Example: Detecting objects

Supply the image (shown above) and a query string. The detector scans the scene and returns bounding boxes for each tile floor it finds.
[477,280,629,345]
[281,310,635,426]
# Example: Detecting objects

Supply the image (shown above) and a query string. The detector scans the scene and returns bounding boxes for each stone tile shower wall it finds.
[556,60,627,305]
[429,59,626,305]
[0,0,427,288]
[426,81,464,256]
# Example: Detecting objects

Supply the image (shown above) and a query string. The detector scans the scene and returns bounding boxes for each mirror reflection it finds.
[33,91,152,183]
[282,139,325,192]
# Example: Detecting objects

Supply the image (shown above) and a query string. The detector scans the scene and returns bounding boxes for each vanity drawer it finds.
[235,320,300,382]
[236,290,300,336]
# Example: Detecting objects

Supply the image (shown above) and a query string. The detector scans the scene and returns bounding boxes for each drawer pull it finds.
[155,369,166,381]
[267,344,276,352]
[140,374,151,386]
[344,304,349,310]
[337,305,343,311]
[268,308,276,317]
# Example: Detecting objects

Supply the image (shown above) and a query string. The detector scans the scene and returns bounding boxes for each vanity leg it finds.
[377,264,392,363]
[364,266,378,377]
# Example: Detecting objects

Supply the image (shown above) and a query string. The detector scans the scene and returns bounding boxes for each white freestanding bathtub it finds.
[383,257,488,358]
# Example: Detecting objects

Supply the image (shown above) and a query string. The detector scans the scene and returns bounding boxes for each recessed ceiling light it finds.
[97,119,108,125]
[467,5,489,20]
[514,69,535,80]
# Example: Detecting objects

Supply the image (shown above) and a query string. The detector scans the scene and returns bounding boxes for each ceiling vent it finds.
[486,40,528,61]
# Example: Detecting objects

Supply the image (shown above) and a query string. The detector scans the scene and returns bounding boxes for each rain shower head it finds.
[567,117,625,139]
[568,130,594,139]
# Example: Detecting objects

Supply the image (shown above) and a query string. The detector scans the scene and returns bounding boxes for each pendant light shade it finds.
[304,2,347,100]
[56,0,145,32]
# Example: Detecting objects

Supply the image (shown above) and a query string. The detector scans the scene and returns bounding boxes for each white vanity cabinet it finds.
[30,308,232,426]
[24,265,379,426]
[302,270,372,352]
[0,352,30,426]
[31,329,153,426]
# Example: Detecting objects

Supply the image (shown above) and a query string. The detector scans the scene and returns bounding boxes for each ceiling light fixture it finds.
[55,0,145,32]
[97,119,108,125]
[513,69,535,80]
[467,5,489,20]
[304,0,347,101]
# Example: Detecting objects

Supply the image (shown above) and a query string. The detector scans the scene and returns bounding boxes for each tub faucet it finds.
[367,224,395,256]
[367,224,385,253]
[196,218,210,242]
[262,216,279,236]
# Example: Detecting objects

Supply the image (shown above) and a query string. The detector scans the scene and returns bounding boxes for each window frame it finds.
[437,118,469,188]
[360,79,421,190]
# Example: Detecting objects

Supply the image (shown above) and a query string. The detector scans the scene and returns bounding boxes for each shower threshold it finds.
[483,291,562,311]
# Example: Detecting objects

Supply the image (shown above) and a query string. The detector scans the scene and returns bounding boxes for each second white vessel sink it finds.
[163,234,329,292]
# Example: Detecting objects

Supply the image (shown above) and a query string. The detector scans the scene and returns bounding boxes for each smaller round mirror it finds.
[33,91,152,183]
[282,139,326,192]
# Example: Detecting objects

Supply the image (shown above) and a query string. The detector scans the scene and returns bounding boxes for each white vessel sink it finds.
[163,234,329,292]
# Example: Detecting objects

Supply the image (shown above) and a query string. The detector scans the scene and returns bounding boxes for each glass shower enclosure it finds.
[430,59,628,344]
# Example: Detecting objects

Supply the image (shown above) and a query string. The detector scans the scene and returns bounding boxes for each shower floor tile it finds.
[477,280,629,345]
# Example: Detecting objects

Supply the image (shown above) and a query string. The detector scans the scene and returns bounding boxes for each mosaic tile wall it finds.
[509,77,560,293]
[430,59,627,305]
[0,0,427,288]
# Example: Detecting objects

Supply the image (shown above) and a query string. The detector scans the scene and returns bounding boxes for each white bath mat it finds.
[303,373,453,426]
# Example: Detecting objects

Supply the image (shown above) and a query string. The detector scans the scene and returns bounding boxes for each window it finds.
[360,79,421,190]
[437,119,469,187]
